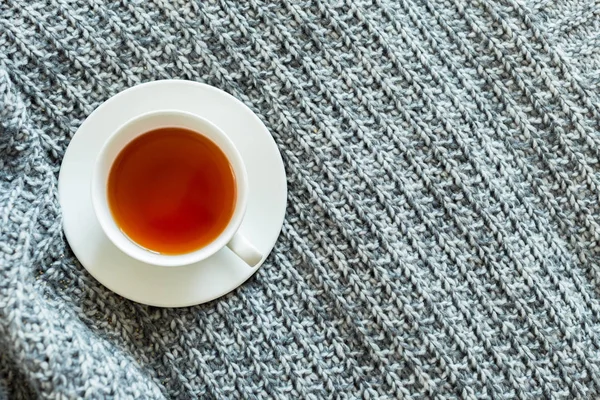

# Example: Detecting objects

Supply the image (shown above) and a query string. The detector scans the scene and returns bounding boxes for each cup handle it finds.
[227,232,262,267]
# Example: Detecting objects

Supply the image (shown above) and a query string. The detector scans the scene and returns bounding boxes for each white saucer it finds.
[58,80,287,307]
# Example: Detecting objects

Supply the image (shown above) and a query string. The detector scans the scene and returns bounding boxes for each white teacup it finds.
[91,110,262,267]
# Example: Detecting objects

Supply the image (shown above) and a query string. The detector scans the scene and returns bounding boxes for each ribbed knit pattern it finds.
[1,0,600,398]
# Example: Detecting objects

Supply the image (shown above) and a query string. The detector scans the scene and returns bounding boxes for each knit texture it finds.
[1,0,600,398]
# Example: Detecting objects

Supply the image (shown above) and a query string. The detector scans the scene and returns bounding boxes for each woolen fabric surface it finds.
[1,0,600,398]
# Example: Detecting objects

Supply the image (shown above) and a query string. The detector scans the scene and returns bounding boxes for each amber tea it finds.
[107,127,236,255]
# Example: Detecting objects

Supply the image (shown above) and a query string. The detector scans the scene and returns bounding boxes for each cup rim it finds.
[91,109,248,267]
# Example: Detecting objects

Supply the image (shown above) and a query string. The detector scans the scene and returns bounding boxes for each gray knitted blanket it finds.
[1,0,600,398]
